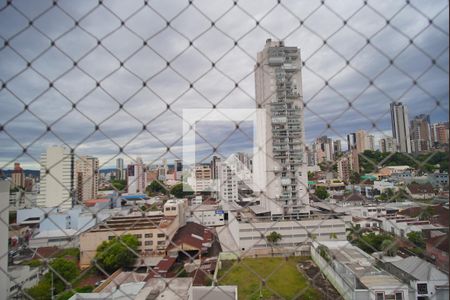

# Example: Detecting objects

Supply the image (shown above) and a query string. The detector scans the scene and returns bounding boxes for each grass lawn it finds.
[217,257,320,300]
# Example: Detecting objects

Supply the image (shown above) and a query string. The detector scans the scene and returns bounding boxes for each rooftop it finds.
[391,256,449,282]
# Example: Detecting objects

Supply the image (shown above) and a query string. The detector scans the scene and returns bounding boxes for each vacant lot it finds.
[217,257,320,300]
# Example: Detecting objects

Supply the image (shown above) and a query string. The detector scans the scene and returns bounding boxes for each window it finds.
[417,283,428,295]
[145,233,153,238]
[376,292,384,300]
[108,236,114,240]
[145,241,153,246]
[157,233,165,238]
[395,292,403,300]
[134,234,142,239]
[157,241,165,245]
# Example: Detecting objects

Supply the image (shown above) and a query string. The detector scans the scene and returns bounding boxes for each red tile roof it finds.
[407,183,434,194]
[167,222,213,252]
[427,235,449,253]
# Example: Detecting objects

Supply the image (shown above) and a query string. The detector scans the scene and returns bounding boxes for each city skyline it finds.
[0,0,448,170]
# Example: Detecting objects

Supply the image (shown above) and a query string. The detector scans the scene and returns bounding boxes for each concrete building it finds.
[79,199,186,268]
[127,157,147,194]
[333,139,342,155]
[226,210,346,253]
[189,204,226,227]
[11,162,24,188]
[37,146,74,211]
[367,134,375,151]
[175,159,183,181]
[410,114,431,153]
[311,241,410,300]
[218,162,238,203]
[187,165,212,192]
[382,256,449,300]
[430,122,449,146]
[391,102,411,153]
[115,158,125,181]
[355,129,369,153]
[337,154,354,182]
[347,133,357,151]
[379,137,395,153]
[75,156,99,203]
[253,39,309,219]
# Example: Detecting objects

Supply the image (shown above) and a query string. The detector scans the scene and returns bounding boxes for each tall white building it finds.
[127,157,147,194]
[37,146,74,211]
[253,39,309,219]
[75,156,99,203]
[217,163,238,203]
[115,158,125,180]
[390,102,411,153]
[379,137,395,153]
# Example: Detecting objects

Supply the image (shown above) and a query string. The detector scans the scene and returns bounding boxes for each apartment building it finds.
[79,199,186,268]
[253,39,309,219]
[75,156,99,203]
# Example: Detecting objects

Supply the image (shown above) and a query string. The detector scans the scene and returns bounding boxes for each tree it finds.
[307,171,315,180]
[111,179,127,191]
[146,180,167,195]
[314,186,329,200]
[170,183,194,198]
[349,171,361,184]
[381,239,398,257]
[407,231,425,249]
[26,258,79,299]
[266,231,282,256]
[329,232,338,240]
[95,234,139,273]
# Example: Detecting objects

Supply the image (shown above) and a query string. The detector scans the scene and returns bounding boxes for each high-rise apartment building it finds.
[430,122,449,146]
[115,158,125,180]
[333,139,342,155]
[218,162,238,203]
[11,162,24,189]
[174,159,183,181]
[37,146,74,211]
[75,156,99,203]
[367,134,375,151]
[347,133,356,151]
[390,102,411,153]
[379,137,395,153]
[253,39,309,218]
[410,114,431,153]
[127,157,146,194]
[355,130,368,153]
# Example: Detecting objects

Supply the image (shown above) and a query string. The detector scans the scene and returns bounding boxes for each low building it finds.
[79,200,185,268]
[426,235,449,273]
[166,222,214,259]
[382,256,449,300]
[189,204,226,227]
[406,183,435,200]
[9,265,42,298]
[311,241,410,300]
[189,286,238,300]
[226,211,347,254]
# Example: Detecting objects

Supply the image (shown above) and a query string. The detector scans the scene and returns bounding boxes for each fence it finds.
[0,0,448,299]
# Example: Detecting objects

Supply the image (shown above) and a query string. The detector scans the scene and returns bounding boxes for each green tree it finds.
[419,206,434,221]
[381,239,398,256]
[170,183,194,198]
[146,180,167,195]
[25,258,79,299]
[95,234,139,273]
[111,179,126,191]
[407,231,425,249]
[349,172,361,184]
[314,186,329,200]
[307,171,315,180]
[266,231,282,256]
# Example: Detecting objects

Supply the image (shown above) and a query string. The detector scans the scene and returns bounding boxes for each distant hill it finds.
[1,169,40,178]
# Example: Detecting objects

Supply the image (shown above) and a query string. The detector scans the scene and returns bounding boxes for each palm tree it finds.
[346,223,362,242]
[266,231,282,257]
[329,232,338,240]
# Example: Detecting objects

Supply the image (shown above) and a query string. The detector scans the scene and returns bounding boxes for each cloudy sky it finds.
[0,0,448,169]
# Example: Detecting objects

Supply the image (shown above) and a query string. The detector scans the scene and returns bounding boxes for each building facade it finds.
[37,146,74,211]
[127,157,147,194]
[379,137,395,153]
[390,102,411,153]
[410,114,431,153]
[11,162,24,189]
[75,156,99,203]
[253,39,309,218]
